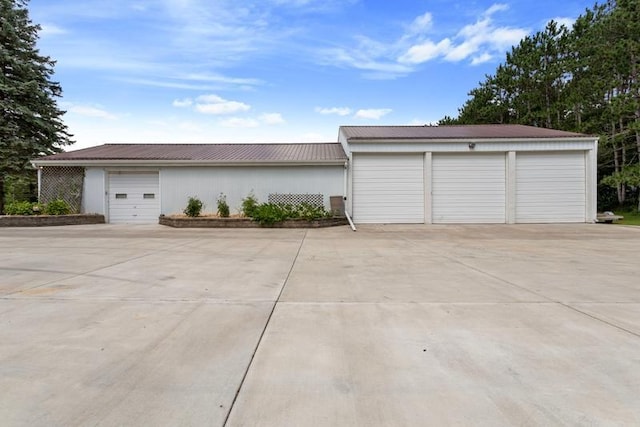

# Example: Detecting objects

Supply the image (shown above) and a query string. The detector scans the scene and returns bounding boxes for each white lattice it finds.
[40,166,84,213]
[268,193,323,207]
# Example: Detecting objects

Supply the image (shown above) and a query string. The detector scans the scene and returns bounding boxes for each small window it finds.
[115,193,127,199]
[143,193,155,199]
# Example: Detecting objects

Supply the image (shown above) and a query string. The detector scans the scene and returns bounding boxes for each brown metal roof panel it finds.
[340,125,590,140]
[36,143,347,162]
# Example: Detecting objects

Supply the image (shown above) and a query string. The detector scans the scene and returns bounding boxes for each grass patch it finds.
[616,210,640,226]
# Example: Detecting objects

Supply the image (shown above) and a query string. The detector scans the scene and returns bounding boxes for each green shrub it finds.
[183,196,204,217]
[44,199,71,215]
[217,193,230,218]
[290,202,331,220]
[241,192,259,217]
[247,201,330,225]
[5,201,36,215]
[251,203,289,225]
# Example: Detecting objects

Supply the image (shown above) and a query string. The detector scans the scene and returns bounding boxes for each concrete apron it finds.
[1,224,639,426]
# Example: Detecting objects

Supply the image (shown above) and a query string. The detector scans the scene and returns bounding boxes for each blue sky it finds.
[30,0,591,150]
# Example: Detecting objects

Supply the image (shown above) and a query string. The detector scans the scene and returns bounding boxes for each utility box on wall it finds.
[330,195,345,217]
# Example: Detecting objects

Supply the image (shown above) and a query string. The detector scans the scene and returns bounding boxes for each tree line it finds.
[440,0,640,211]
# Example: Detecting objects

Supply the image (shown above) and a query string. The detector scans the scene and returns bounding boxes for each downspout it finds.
[345,210,356,232]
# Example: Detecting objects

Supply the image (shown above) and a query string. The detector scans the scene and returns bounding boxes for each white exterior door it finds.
[516,152,586,223]
[432,153,506,223]
[108,172,160,223]
[352,153,424,223]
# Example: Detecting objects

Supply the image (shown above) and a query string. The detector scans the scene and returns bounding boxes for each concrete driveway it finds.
[1,224,639,426]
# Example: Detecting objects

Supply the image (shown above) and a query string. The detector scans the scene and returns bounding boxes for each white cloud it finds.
[121,73,263,92]
[444,40,478,62]
[315,107,352,116]
[118,78,224,91]
[486,27,529,49]
[173,94,278,126]
[40,24,67,37]
[354,108,392,120]
[160,0,297,69]
[259,113,285,125]
[172,98,193,107]
[194,94,251,115]
[219,117,260,128]
[62,102,117,120]
[326,2,530,75]
[408,12,433,35]
[320,46,412,79]
[400,4,529,65]
[484,3,509,17]
[399,39,452,64]
[471,52,493,65]
[31,1,293,91]
[179,72,262,86]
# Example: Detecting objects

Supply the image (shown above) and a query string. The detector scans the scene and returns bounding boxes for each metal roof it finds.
[35,143,347,163]
[340,124,592,140]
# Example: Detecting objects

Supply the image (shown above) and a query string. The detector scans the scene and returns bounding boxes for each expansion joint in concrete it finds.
[222,230,308,426]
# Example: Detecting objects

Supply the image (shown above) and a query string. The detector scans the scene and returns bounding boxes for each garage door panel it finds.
[432,153,506,224]
[353,154,424,223]
[516,152,585,223]
[108,172,160,224]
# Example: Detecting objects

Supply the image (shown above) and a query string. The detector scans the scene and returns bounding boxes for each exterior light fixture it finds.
[469,143,476,149]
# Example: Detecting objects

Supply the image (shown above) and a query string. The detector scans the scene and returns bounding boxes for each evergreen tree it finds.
[0,0,72,213]
[443,1,640,210]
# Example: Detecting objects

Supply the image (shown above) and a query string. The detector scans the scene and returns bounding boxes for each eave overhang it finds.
[30,159,347,168]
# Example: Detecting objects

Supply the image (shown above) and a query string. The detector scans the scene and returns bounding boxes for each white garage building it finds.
[32,124,598,224]
[32,143,347,224]
[338,124,598,224]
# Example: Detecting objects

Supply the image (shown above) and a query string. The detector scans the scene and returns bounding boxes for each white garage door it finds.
[432,153,506,223]
[352,153,424,223]
[516,152,586,223]
[108,172,160,224]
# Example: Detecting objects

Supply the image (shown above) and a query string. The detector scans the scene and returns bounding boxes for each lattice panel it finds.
[40,166,84,213]
[268,193,324,207]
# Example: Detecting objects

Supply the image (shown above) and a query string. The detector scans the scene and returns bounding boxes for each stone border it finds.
[159,215,348,228]
[0,214,106,227]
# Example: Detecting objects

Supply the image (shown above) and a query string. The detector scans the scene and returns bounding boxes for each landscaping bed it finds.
[159,215,347,228]
[0,214,106,227]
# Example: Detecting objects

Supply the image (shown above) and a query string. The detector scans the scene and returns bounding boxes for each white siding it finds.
[108,172,160,223]
[160,165,343,215]
[432,153,506,224]
[352,153,424,223]
[83,168,105,214]
[516,152,586,223]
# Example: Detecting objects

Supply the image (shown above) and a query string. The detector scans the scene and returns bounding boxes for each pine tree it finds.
[442,1,640,210]
[0,0,72,213]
